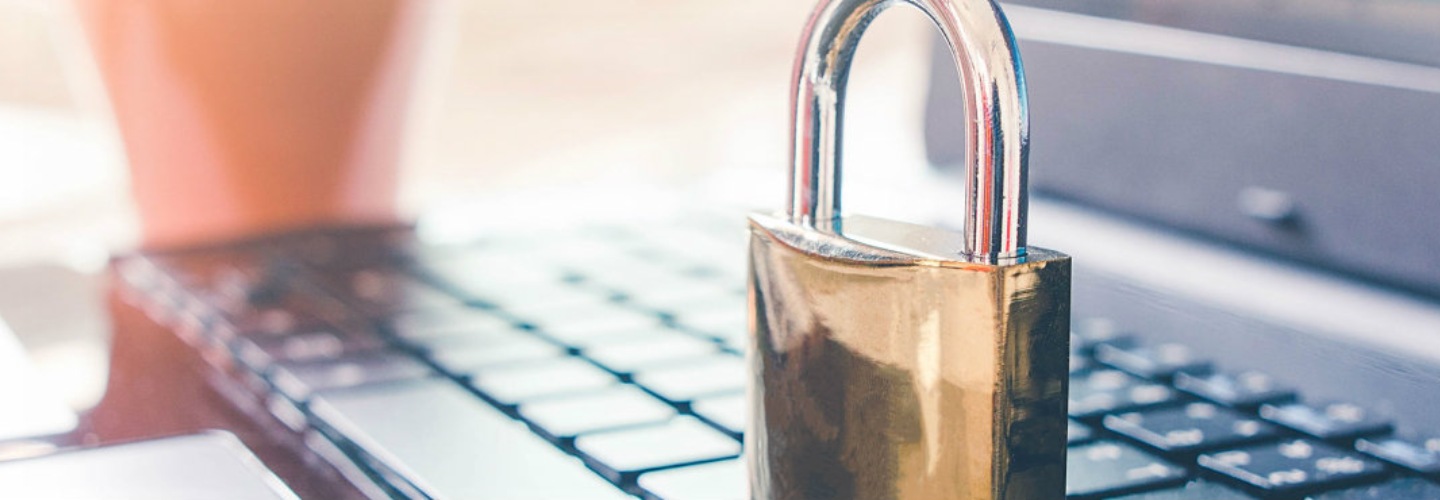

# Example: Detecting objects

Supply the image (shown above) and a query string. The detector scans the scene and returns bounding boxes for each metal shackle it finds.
[786,0,1030,263]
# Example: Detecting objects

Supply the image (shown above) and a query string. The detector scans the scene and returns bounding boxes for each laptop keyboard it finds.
[118,223,1440,499]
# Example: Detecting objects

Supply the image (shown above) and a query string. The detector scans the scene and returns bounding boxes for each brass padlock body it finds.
[747,213,1070,499]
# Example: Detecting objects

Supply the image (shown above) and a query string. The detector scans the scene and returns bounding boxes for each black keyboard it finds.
[118,222,1440,499]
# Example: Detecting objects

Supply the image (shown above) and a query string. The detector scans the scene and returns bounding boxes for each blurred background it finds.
[0,0,947,460]
[0,0,938,268]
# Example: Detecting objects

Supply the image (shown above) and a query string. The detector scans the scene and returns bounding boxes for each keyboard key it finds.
[1069,369,1180,420]
[492,284,616,314]
[427,335,565,373]
[214,299,339,339]
[1066,441,1188,499]
[285,228,414,270]
[322,268,461,316]
[417,255,596,305]
[673,311,746,348]
[395,320,534,349]
[625,280,734,309]
[1071,318,1133,353]
[1110,479,1254,499]
[199,260,301,310]
[1198,439,1388,496]
[468,357,618,404]
[556,250,662,284]
[633,356,746,402]
[575,417,741,473]
[524,304,664,344]
[520,385,676,437]
[148,249,270,291]
[1307,477,1440,499]
[659,295,747,323]
[1103,402,1281,456]
[270,352,432,401]
[638,459,745,500]
[449,279,591,310]
[388,306,516,340]
[1070,338,1092,374]
[585,332,722,372]
[418,252,572,300]
[1173,371,1296,409]
[692,393,746,435]
[1096,343,1210,381]
[1260,402,1392,441]
[236,327,386,370]
[612,277,733,311]
[1354,436,1440,475]
[1069,419,1095,445]
[574,255,680,287]
[308,380,631,499]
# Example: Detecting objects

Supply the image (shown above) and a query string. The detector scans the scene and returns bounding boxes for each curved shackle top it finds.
[787,0,1029,263]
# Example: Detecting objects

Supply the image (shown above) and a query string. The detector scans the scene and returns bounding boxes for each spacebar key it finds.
[309,379,631,499]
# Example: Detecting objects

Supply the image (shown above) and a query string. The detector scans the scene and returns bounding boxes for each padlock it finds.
[746,0,1070,498]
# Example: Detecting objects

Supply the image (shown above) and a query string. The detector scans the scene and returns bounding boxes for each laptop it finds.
[98,2,1440,499]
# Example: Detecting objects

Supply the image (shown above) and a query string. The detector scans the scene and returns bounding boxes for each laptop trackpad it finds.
[0,431,298,499]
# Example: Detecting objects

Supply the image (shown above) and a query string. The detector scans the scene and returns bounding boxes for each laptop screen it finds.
[1005,0,1440,68]
[924,2,1440,298]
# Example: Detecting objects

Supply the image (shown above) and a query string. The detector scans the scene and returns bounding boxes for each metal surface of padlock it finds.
[746,0,1070,498]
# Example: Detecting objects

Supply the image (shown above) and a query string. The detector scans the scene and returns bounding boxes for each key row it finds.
[1068,328,1440,499]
